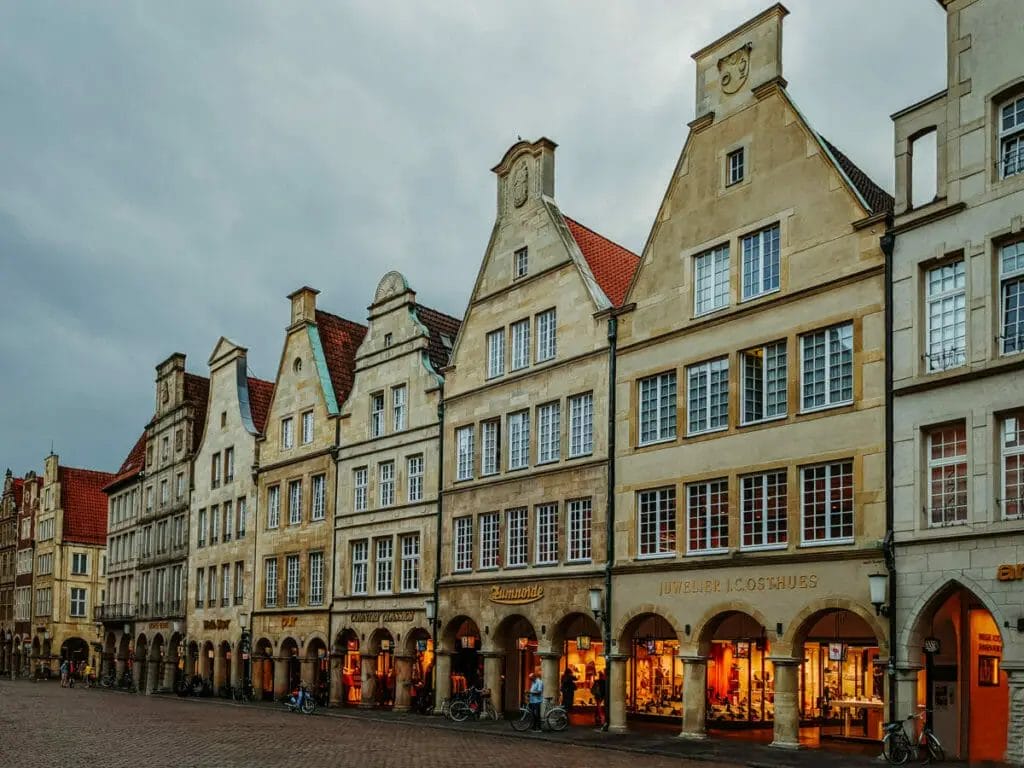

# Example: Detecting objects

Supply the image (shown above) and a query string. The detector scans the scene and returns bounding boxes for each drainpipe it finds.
[603,316,617,731]
[432,385,445,701]
[881,229,897,725]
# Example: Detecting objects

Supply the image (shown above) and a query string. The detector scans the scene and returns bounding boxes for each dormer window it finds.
[514,247,529,279]
[727,148,745,186]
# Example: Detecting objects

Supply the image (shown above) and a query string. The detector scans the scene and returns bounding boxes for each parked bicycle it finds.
[99,670,117,689]
[511,696,568,732]
[449,686,497,722]
[284,682,316,714]
[232,683,255,704]
[882,710,944,765]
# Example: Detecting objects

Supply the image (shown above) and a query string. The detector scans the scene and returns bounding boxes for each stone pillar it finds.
[608,654,628,733]
[360,654,377,707]
[482,653,503,714]
[679,655,707,740]
[394,655,413,711]
[213,651,226,690]
[541,653,560,710]
[300,656,315,689]
[146,657,159,694]
[329,653,342,706]
[1002,664,1024,765]
[273,657,289,699]
[893,665,921,724]
[229,648,240,689]
[769,657,802,750]
[435,652,452,713]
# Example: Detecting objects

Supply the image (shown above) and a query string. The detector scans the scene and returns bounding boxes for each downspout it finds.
[329,415,342,701]
[433,384,445,702]
[603,316,617,731]
[880,229,897,725]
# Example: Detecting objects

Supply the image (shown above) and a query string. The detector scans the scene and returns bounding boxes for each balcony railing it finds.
[95,603,136,622]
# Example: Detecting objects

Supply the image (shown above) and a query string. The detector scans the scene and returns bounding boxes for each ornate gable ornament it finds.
[718,43,751,95]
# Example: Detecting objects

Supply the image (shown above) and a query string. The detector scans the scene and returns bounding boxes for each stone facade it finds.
[14,473,39,675]
[253,287,365,701]
[612,5,890,746]
[0,471,21,674]
[891,0,1024,762]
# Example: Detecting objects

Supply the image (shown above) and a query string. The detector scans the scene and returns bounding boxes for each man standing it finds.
[528,672,544,731]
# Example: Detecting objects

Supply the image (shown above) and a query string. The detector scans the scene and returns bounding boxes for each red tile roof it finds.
[60,466,116,546]
[819,136,894,215]
[103,430,147,492]
[12,477,24,509]
[564,217,640,307]
[184,373,211,452]
[246,377,275,434]
[414,304,462,371]
[315,310,368,408]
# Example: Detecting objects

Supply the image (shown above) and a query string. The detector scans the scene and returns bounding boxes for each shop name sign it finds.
[489,585,544,605]
[349,611,416,623]
[659,573,819,596]
[996,564,1024,581]
[203,620,231,630]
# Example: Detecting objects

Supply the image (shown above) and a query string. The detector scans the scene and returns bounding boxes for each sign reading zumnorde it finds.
[489,585,544,605]
[658,573,819,596]
[348,610,416,623]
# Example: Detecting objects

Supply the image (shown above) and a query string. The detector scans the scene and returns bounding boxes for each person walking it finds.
[591,671,607,726]
[527,672,544,731]
[59,658,70,688]
[560,668,576,711]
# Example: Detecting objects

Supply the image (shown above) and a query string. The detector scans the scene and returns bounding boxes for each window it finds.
[1000,241,1024,354]
[506,508,528,567]
[267,486,280,529]
[694,244,730,315]
[234,561,244,603]
[800,322,854,411]
[638,488,676,557]
[237,497,247,538]
[508,411,530,470]
[687,480,729,554]
[37,553,52,575]
[1000,94,1024,178]
[209,505,219,544]
[354,468,368,512]
[176,472,185,499]
[925,260,966,371]
[567,499,592,562]
[301,410,314,445]
[928,423,968,526]
[197,509,207,547]
[288,480,302,525]
[370,393,385,437]
[400,535,420,592]
[264,558,278,607]
[535,503,558,565]
[514,246,529,279]
[688,358,729,434]
[224,447,235,482]
[285,554,300,606]
[392,385,407,431]
[71,552,88,575]
[70,587,86,617]
[222,564,230,606]
[801,461,854,544]
[536,309,557,362]
[537,402,561,464]
[375,538,393,593]
[145,486,153,512]
[456,426,474,481]
[384,332,393,347]
[639,372,677,444]
[207,565,216,606]
[479,512,500,569]
[481,420,500,476]
[281,417,294,449]
[309,551,324,605]
[311,474,326,520]
[741,471,788,549]
[487,330,505,379]
[741,224,780,299]
[160,479,169,506]
[511,319,530,370]
[1002,414,1024,519]
[407,456,424,502]
[378,462,395,507]
[741,342,788,424]
[454,517,473,572]
[568,393,594,458]
[161,436,169,463]
[351,541,368,595]
[727,147,744,185]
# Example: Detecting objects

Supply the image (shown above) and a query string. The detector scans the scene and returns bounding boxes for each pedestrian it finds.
[385,665,396,707]
[560,668,576,710]
[591,671,607,726]
[59,658,69,688]
[527,672,544,731]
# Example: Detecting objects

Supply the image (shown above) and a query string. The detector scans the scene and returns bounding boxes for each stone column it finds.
[769,657,802,749]
[1001,663,1024,765]
[146,657,159,694]
[608,654,629,733]
[541,653,560,710]
[329,653,342,706]
[893,664,921,724]
[434,652,452,714]
[273,656,288,699]
[360,654,377,707]
[213,651,225,690]
[300,656,315,689]
[229,648,240,689]
[679,655,707,740]
[394,655,413,711]
[482,652,503,714]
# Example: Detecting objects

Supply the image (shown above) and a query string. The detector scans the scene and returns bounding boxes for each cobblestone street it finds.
[0,680,749,768]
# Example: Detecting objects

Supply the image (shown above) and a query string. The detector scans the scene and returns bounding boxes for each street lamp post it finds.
[424,598,437,710]
[588,587,610,731]
[239,612,252,695]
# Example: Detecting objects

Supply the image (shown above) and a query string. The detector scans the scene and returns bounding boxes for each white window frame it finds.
[508,411,530,470]
[1000,241,1024,355]
[927,423,968,527]
[686,479,729,555]
[70,587,86,618]
[351,541,367,595]
[454,517,473,572]
[400,535,420,592]
[301,410,314,445]
[222,563,231,605]
[514,246,528,279]
[687,357,729,435]
[223,502,233,541]
[568,392,594,458]
[281,417,294,450]
[392,384,407,432]
[197,509,207,546]
[800,322,854,412]
[800,461,854,545]
[567,498,592,563]
[741,471,788,551]
[694,244,730,315]
[741,341,788,425]
[536,308,557,362]
[487,330,505,379]
[481,420,500,476]
[285,554,300,606]
[370,393,385,437]
[925,260,967,371]
[456,426,475,481]
[71,552,88,575]
[237,497,246,538]
[537,401,561,464]
[378,462,395,507]
[375,538,393,593]
[264,558,278,607]
[638,372,677,445]
[511,319,530,370]
[354,468,368,512]
[311,474,326,520]
[637,487,676,559]
[308,551,324,605]
[288,480,302,525]
[727,147,745,185]
[407,455,424,503]
[1002,414,1024,520]
[267,486,280,529]
[506,507,528,568]
[479,512,500,569]
[741,224,780,300]
[535,503,559,565]
[999,94,1024,179]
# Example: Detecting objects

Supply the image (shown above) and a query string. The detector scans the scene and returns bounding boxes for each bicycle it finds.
[449,686,498,722]
[511,696,568,732]
[232,683,255,703]
[882,710,944,765]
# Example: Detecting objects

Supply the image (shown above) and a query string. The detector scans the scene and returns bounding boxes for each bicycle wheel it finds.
[924,732,944,764]
[511,707,533,732]
[483,700,498,721]
[882,733,911,766]
[546,707,569,732]
[301,697,316,715]
[449,700,471,722]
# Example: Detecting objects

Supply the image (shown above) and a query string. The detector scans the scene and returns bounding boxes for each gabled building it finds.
[33,454,114,670]
[186,338,272,692]
[14,473,40,675]
[253,288,365,701]
[332,272,460,709]
[1,470,22,675]
[612,5,891,747]
[437,138,638,716]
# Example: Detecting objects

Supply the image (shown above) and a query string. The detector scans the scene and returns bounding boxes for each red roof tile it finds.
[246,377,275,434]
[413,304,462,371]
[104,430,147,492]
[184,373,210,452]
[59,466,116,546]
[564,217,640,307]
[12,477,24,509]
[819,136,894,215]
[315,310,368,408]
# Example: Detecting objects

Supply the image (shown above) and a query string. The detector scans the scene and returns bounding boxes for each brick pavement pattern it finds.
[0,680,743,768]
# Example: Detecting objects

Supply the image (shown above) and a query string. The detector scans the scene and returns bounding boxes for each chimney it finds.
[288,286,320,326]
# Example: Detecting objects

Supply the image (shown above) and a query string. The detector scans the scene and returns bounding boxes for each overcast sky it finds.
[0,1,946,475]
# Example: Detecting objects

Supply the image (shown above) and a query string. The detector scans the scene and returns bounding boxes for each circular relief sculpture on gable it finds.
[511,160,529,208]
[718,44,751,95]
[374,271,408,303]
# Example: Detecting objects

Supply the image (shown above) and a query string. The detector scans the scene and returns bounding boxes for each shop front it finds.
[251,612,329,700]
